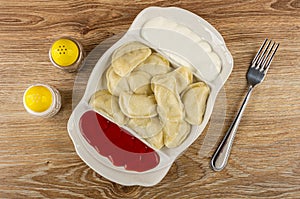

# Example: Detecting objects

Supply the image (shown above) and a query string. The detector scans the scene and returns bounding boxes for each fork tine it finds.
[256,39,272,69]
[252,38,268,65]
[260,41,276,71]
[263,43,280,74]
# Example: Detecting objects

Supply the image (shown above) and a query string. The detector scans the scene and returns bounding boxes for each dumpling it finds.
[111,41,151,77]
[127,117,163,138]
[151,75,184,122]
[169,66,193,93]
[89,90,127,125]
[152,66,193,94]
[127,71,152,95]
[163,120,191,148]
[181,82,210,125]
[119,92,157,118]
[145,131,164,150]
[134,53,171,76]
[106,66,130,96]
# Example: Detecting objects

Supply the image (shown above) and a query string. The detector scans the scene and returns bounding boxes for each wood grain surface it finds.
[1,0,300,198]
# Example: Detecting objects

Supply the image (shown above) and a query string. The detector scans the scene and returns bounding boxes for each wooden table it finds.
[1,0,300,198]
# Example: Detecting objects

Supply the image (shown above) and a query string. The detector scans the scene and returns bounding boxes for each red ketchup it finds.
[79,110,160,172]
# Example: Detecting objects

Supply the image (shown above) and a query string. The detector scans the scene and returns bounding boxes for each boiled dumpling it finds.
[169,66,193,93]
[152,66,193,94]
[134,53,171,76]
[127,117,163,138]
[181,82,210,125]
[111,41,151,77]
[151,76,184,122]
[163,120,191,148]
[145,131,164,150]
[106,66,130,96]
[119,92,157,118]
[127,71,152,95]
[89,90,127,125]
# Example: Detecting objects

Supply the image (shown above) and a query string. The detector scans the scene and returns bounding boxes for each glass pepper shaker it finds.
[49,37,85,72]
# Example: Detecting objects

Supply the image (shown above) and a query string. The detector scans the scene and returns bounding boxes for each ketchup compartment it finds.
[79,110,160,172]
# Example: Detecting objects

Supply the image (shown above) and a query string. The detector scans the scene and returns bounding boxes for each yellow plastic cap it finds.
[51,38,79,67]
[24,86,53,112]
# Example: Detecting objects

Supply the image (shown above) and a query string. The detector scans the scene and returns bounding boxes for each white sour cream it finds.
[141,17,221,82]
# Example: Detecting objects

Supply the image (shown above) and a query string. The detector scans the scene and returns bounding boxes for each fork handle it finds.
[211,85,254,171]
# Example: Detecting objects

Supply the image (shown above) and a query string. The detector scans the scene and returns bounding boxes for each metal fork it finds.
[211,39,279,171]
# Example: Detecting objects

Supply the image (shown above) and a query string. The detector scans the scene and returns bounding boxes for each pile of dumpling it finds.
[89,41,210,150]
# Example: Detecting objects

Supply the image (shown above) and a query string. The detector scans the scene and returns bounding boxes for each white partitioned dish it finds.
[67,6,233,186]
